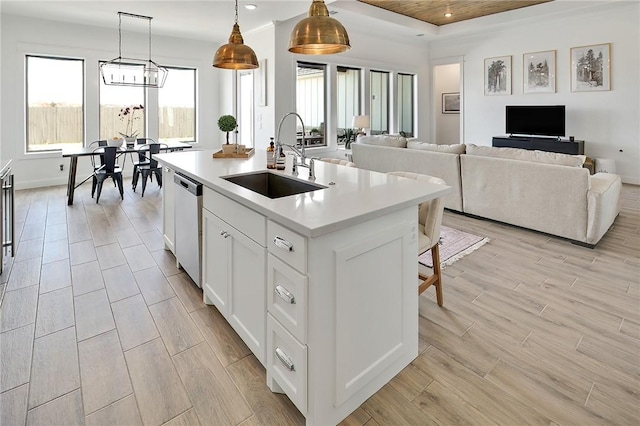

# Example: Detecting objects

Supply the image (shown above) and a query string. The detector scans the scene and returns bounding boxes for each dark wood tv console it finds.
[492,136,584,155]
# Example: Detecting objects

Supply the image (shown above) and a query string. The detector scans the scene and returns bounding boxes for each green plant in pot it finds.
[218,115,237,145]
[343,128,356,149]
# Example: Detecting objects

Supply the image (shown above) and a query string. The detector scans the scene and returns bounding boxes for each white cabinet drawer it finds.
[268,220,307,273]
[203,187,266,246]
[267,254,307,343]
[267,314,307,415]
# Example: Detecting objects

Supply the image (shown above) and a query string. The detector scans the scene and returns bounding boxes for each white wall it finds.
[244,24,276,151]
[434,63,460,144]
[429,1,640,184]
[1,14,221,189]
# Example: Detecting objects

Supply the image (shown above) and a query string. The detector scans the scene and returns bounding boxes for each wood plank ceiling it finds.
[357,0,553,26]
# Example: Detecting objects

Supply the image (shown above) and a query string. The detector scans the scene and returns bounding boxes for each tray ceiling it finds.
[357,0,552,26]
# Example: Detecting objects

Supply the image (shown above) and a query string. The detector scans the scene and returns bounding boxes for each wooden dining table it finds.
[62,141,192,205]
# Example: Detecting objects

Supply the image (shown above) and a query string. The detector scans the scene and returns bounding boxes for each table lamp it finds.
[352,115,370,136]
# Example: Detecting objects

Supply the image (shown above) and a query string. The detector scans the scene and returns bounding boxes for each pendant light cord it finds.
[235,0,239,24]
[118,12,122,59]
[116,11,154,62]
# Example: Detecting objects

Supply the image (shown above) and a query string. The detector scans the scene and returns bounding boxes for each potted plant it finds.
[118,104,144,143]
[343,128,356,149]
[218,115,237,153]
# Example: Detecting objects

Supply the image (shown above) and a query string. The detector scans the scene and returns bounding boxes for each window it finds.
[397,73,415,137]
[337,66,361,145]
[296,62,326,146]
[238,70,254,148]
[159,67,196,143]
[370,70,389,135]
[26,55,84,152]
[99,61,145,140]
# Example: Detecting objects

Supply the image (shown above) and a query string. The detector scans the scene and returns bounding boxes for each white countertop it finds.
[156,149,451,237]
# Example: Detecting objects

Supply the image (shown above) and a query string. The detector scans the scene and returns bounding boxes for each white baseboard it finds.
[15,177,68,190]
[15,170,137,191]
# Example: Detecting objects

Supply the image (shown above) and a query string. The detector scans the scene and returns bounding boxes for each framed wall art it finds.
[571,43,611,92]
[442,92,460,114]
[484,55,511,96]
[523,50,556,94]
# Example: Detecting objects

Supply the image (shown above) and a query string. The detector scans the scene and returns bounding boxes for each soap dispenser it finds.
[267,138,276,169]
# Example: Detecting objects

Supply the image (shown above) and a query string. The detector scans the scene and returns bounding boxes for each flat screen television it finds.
[505,105,565,138]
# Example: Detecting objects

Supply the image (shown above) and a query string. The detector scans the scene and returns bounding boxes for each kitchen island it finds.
[155,149,451,426]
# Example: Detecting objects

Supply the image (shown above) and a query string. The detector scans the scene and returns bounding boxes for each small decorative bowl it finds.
[108,138,124,148]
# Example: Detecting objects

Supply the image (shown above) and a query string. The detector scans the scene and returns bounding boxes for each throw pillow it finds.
[407,141,466,154]
[465,144,585,167]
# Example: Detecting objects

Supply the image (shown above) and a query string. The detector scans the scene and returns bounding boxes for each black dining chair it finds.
[88,140,108,171]
[133,143,167,196]
[91,146,124,203]
[89,140,108,148]
[72,140,110,190]
[131,138,151,191]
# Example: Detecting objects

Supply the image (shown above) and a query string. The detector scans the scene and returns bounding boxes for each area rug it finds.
[419,226,490,268]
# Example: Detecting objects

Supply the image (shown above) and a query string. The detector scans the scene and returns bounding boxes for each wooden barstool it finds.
[388,171,447,306]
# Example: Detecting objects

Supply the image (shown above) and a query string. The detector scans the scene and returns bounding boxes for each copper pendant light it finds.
[289,0,351,55]
[213,0,258,70]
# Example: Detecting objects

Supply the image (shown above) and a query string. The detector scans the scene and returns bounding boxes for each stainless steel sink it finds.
[222,171,327,199]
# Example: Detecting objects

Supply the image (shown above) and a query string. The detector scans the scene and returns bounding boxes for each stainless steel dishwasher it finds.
[173,172,203,287]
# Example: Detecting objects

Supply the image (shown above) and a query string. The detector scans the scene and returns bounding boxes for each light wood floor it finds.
[1,180,638,425]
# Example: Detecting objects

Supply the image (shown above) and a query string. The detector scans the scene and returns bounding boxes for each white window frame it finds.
[25,54,85,153]
[158,66,197,143]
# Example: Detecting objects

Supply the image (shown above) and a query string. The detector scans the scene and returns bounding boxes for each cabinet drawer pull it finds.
[275,285,296,304]
[273,236,293,252]
[275,347,295,371]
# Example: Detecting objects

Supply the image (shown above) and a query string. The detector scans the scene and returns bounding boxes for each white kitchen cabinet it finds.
[267,313,308,414]
[162,167,175,254]
[202,208,229,315]
[202,190,267,365]
[226,220,266,363]
[267,254,308,343]
[266,208,418,426]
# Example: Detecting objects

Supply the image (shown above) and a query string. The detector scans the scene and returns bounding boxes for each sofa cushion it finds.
[465,144,585,167]
[357,135,407,148]
[407,141,466,154]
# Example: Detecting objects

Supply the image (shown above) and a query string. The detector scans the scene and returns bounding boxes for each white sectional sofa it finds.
[462,144,621,246]
[351,136,622,246]
[351,136,465,211]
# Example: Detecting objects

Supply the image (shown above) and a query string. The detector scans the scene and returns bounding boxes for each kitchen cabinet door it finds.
[201,208,266,364]
[227,224,267,365]
[202,208,230,316]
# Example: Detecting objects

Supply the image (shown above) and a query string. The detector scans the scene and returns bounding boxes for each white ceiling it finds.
[0,1,316,43]
[0,0,611,45]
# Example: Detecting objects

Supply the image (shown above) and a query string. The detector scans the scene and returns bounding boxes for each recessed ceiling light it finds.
[444,12,452,18]
[245,4,257,10]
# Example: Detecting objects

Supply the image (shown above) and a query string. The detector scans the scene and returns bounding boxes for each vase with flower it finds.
[118,104,144,145]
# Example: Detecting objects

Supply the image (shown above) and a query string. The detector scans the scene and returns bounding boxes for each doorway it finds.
[432,60,462,144]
